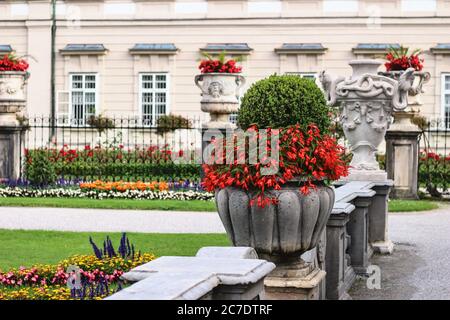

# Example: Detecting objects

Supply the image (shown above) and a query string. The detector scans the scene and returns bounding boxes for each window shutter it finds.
[56,90,70,125]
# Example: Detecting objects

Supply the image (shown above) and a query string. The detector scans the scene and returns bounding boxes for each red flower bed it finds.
[0,54,29,72]
[202,124,349,207]
[385,46,423,72]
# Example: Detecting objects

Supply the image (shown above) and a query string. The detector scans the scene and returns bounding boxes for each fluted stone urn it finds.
[216,182,334,262]
[195,73,245,129]
[320,60,414,181]
[215,181,334,299]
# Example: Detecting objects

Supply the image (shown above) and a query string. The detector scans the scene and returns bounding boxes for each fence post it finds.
[0,72,28,183]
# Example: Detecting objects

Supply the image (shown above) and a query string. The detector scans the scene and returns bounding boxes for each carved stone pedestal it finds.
[0,102,26,182]
[385,112,420,199]
[264,259,326,300]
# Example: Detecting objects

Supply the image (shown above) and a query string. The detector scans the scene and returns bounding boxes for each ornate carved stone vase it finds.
[195,73,245,128]
[320,60,414,180]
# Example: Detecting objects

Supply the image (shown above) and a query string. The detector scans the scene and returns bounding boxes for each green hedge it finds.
[237,74,332,133]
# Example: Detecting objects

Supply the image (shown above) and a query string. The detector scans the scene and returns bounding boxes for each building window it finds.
[442,74,450,128]
[139,73,169,126]
[70,73,98,126]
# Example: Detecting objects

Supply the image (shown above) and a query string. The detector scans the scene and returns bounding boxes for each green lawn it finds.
[0,197,217,212]
[0,229,229,270]
[388,199,440,212]
[0,197,442,213]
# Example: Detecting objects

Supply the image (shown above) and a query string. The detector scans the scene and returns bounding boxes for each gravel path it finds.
[0,207,225,234]
[351,206,450,300]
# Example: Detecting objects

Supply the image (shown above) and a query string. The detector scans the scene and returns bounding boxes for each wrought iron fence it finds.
[19,115,204,185]
[418,118,450,197]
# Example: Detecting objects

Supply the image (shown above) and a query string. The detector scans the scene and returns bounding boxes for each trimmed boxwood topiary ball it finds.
[237,74,331,133]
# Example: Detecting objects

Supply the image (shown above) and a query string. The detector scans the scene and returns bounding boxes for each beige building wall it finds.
[1,0,450,122]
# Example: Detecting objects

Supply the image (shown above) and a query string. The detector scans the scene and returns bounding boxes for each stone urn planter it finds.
[0,71,28,102]
[215,181,335,262]
[0,71,28,126]
[379,70,430,108]
[320,60,414,180]
[216,181,334,299]
[195,73,245,128]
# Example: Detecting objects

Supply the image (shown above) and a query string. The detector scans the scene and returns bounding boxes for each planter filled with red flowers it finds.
[202,75,349,298]
[379,45,430,107]
[195,52,245,128]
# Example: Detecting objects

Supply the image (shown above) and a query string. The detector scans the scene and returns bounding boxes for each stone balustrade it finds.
[106,180,391,300]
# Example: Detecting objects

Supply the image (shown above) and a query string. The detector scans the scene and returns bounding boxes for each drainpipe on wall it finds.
[50,0,56,137]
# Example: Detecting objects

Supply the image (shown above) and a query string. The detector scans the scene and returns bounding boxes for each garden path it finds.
[0,207,226,233]
[351,206,450,300]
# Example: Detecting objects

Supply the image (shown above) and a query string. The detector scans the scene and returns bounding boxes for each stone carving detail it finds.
[379,70,431,97]
[207,81,224,98]
[195,73,245,103]
[0,72,28,102]
[340,101,391,133]
[0,81,18,96]
[320,60,415,178]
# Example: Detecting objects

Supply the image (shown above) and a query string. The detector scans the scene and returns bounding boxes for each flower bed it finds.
[0,234,155,300]
[24,145,201,186]
[0,186,214,201]
[80,180,170,192]
[418,151,450,196]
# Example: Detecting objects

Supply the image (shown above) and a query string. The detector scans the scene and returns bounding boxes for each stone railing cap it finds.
[123,256,275,285]
[106,271,220,300]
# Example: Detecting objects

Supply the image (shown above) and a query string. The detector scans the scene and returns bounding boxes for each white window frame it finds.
[285,72,320,86]
[69,73,99,126]
[138,72,170,127]
[56,90,71,126]
[441,73,450,129]
[285,72,317,79]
